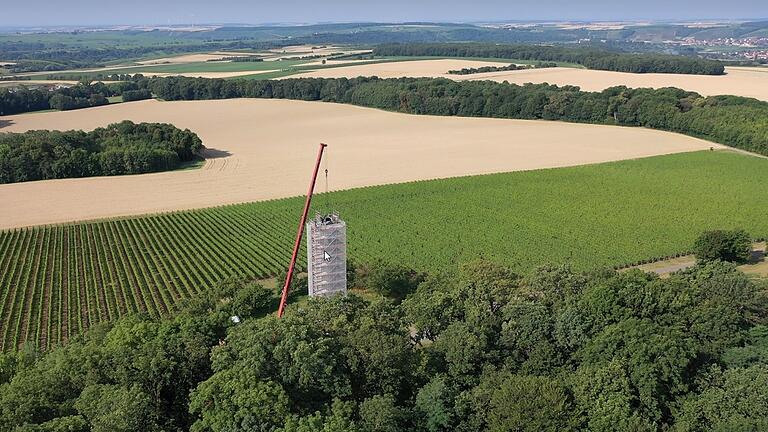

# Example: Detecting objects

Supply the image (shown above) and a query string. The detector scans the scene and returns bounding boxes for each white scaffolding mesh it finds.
[306,213,347,297]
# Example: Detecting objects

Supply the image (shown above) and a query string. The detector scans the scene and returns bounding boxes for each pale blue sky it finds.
[1,0,766,26]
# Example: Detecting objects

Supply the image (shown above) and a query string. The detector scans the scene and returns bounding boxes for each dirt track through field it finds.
[293,60,768,101]
[0,99,723,229]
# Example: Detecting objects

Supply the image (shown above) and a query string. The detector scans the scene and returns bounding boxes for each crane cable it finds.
[323,147,330,213]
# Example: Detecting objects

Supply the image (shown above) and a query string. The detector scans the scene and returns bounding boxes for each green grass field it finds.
[1,150,766,351]
[126,59,307,74]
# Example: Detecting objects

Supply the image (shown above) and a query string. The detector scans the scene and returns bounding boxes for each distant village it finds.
[676,37,768,61]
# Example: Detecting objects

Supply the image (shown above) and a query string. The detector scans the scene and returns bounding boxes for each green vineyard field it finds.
[1,150,767,351]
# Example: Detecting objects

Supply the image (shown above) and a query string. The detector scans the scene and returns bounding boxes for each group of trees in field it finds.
[373,43,726,75]
[144,75,768,156]
[120,89,153,102]
[447,62,557,75]
[0,87,52,115]
[1,257,767,431]
[0,121,203,183]
[207,56,265,62]
[0,78,149,116]
[47,89,109,111]
[694,229,754,263]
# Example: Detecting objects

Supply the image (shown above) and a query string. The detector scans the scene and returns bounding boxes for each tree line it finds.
[447,62,557,75]
[43,73,129,82]
[207,56,264,63]
[0,79,147,116]
[145,76,768,156]
[0,121,203,184]
[373,43,726,75]
[1,255,766,431]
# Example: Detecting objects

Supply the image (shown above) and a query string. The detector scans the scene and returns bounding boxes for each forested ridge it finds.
[0,121,203,183]
[0,41,281,74]
[145,76,768,156]
[1,259,767,431]
[373,43,726,75]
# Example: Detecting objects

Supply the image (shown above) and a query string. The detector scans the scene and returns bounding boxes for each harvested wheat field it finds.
[0,98,722,229]
[452,66,768,101]
[269,45,360,55]
[295,59,508,79]
[294,61,768,101]
[137,52,255,65]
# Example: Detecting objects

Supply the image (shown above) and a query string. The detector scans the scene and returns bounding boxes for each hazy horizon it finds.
[2,0,767,27]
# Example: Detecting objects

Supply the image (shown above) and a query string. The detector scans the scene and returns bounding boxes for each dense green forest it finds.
[373,43,726,75]
[0,121,203,183]
[0,79,147,115]
[447,62,557,75]
[1,258,766,431]
[144,76,768,156]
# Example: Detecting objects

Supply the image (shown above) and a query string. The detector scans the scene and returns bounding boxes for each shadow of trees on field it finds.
[749,248,766,264]
[0,119,14,130]
[201,148,232,159]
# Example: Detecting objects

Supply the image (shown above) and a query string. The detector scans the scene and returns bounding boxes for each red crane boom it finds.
[277,143,328,318]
